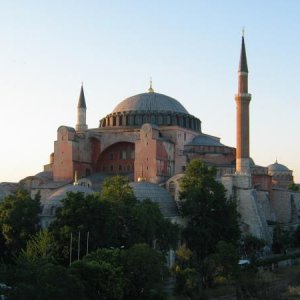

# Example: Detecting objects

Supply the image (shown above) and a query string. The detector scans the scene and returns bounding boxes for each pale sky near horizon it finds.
[1,1,300,182]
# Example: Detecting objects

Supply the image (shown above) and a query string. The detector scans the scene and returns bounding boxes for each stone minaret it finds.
[235,35,252,174]
[76,84,88,132]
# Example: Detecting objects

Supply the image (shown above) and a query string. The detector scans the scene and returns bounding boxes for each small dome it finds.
[0,186,11,201]
[268,161,290,172]
[42,184,94,216]
[187,135,224,147]
[129,181,178,218]
[48,184,94,203]
[113,92,189,114]
[34,171,53,182]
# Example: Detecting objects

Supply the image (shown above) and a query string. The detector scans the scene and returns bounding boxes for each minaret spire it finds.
[76,84,88,131]
[78,83,87,109]
[235,35,252,174]
[238,35,248,73]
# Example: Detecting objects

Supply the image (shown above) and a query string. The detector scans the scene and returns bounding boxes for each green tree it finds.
[71,246,167,300]
[84,247,124,267]
[272,225,291,254]
[21,230,54,263]
[10,262,86,300]
[209,241,239,281]
[49,178,178,264]
[180,160,240,262]
[129,199,178,252]
[101,175,136,204]
[172,245,201,297]
[175,267,201,298]
[69,259,125,300]
[3,251,86,300]
[0,189,41,259]
[48,192,104,263]
[288,182,299,192]
[241,234,266,258]
[293,225,300,247]
[122,243,166,299]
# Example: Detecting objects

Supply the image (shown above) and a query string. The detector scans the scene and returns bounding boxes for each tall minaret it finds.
[235,34,252,174]
[76,84,88,132]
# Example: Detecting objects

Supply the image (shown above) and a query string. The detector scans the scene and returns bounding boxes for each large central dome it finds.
[113,92,189,114]
[99,89,201,132]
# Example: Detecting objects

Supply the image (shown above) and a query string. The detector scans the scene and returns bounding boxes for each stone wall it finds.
[270,189,300,224]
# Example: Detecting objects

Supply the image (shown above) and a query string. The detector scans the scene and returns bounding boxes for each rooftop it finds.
[113,92,189,115]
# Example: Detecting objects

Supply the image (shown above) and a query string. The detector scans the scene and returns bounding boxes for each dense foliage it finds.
[0,190,41,260]
[173,160,241,291]
[0,177,179,299]
[180,160,240,260]
[48,176,178,264]
[0,170,247,298]
[288,182,299,192]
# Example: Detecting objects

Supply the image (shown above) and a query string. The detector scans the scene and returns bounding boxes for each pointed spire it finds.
[148,77,154,93]
[78,83,86,108]
[238,35,248,73]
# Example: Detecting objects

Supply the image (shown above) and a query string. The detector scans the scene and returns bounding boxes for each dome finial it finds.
[148,77,154,93]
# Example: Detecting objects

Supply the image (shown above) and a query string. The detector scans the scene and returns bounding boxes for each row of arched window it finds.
[99,112,201,131]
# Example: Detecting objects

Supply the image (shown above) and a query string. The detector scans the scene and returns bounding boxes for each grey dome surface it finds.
[34,171,53,182]
[268,162,290,172]
[129,181,178,218]
[113,92,189,114]
[0,187,11,201]
[187,135,224,147]
[48,184,94,203]
[42,184,94,216]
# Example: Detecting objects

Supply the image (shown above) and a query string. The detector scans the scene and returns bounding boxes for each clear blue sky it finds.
[1,1,300,182]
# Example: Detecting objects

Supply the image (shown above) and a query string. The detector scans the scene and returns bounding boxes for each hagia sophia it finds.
[0,36,299,243]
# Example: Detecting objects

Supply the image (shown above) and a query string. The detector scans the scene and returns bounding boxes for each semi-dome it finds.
[129,181,178,218]
[186,135,224,147]
[113,92,189,114]
[268,161,290,172]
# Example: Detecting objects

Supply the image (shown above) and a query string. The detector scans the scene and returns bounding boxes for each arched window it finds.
[158,115,163,125]
[166,116,171,125]
[169,181,176,197]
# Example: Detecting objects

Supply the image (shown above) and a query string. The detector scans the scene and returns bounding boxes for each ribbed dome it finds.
[113,92,189,114]
[187,135,224,147]
[129,181,178,218]
[42,184,94,216]
[48,184,94,203]
[268,162,290,172]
